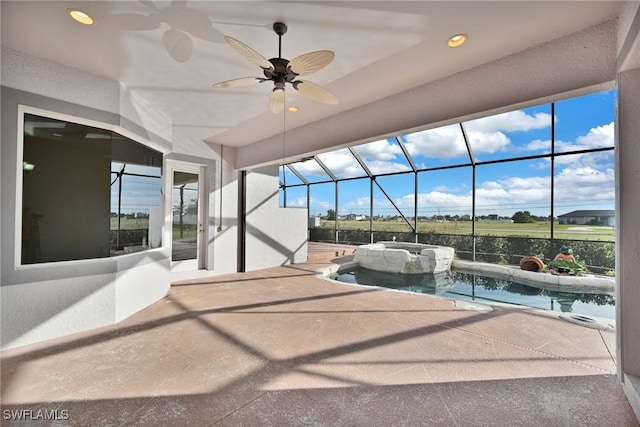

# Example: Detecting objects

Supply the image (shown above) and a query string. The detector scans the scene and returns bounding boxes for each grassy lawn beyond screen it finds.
[320,219,614,242]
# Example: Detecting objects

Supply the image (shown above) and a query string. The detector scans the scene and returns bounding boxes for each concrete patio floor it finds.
[1,247,638,426]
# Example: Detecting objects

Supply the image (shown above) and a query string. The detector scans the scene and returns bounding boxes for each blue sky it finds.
[282,89,616,218]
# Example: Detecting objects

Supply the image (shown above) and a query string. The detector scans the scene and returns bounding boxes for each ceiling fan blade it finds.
[289,50,335,76]
[224,36,273,70]
[188,22,225,43]
[293,80,338,104]
[158,2,225,43]
[213,77,261,88]
[269,89,285,113]
[163,29,193,62]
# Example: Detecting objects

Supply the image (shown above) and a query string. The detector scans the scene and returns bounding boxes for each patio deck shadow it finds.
[1,245,637,426]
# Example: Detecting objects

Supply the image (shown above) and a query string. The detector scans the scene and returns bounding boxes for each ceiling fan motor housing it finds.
[264,57,298,89]
[273,22,287,36]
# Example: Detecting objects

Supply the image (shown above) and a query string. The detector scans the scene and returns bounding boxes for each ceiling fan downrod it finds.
[273,22,287,59]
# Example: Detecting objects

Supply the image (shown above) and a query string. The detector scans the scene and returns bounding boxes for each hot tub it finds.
[354,241,454,274]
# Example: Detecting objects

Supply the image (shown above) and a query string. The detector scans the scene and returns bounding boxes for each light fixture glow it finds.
[23,162,35,171]
[448,34,467,48]
[67,9,94,25]
[287,106,299,113]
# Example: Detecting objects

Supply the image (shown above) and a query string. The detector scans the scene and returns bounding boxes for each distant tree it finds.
[512,211,536,223]
[327,209,336,220]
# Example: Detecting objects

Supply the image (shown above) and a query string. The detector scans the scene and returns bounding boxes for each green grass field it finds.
[319,220,615,242]
[111,217,614,242]
[111,218,197,239]
[111,217,149,230]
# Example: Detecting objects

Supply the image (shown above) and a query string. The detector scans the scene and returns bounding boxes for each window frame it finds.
[15,105,170,269]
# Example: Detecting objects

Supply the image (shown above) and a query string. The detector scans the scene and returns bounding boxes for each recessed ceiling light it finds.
[287,106,300,112]
[448,34,467,48]
[67,9,94,26]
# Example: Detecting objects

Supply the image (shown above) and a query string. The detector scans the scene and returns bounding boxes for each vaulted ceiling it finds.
[1,1,626,161]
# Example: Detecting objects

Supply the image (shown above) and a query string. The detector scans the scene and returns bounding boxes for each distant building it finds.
[557,210,615,226]
[343,214,367,221]
[308,217,321,228]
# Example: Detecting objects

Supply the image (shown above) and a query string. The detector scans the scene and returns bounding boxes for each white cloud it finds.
[317,149,367,178]
[396,191,473,213]
[352,139,402,161]
[481,181,503,190]
[343,196,371,208]
[393,174,554,216]
[401,110,553,159]
[465,130,511,154]
[298,112,613,217]
[286,196,308,208]
[526,139,551,151]
[576,122,614,147]
[290,159,328,179]
[464,110,552,133]
[403,124,469,159]
[556,122,614,152]
[363,160,411,174]
[555,166,615,206]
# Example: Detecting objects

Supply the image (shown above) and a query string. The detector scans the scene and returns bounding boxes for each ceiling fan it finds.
[213,22,338,113]
[107,1,225,63]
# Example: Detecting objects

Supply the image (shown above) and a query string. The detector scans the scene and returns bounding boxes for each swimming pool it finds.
[331,266,616,319]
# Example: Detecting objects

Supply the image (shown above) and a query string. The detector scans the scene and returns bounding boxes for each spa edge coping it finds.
[316,259,615,293]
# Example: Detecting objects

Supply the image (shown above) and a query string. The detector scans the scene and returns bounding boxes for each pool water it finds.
[332,267,615,319]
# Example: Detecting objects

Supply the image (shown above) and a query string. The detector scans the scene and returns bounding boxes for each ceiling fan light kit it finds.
[214,22,338,113]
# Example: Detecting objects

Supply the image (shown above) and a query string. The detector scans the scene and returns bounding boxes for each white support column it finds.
[616,67,640,420]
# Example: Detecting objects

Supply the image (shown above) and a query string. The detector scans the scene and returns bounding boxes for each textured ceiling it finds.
[0,1,624,151]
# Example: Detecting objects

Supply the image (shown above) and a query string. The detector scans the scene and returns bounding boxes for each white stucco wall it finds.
[1,273,116,349]
[212,145,239,275]
[1,47,120,114]
[244,165,307,271]
[617,66,640,412]
[0,50,173,350]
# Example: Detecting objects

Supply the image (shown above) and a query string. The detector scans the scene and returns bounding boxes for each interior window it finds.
[21,113,163,264]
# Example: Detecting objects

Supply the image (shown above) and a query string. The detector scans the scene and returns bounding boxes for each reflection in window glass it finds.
[21,113,163,264]
[417,167,472,232]
[287,158,331,183]
[351,138,412,175]
[316,148,366,179]
[113,164,163,251]
[338,179,369,230]
[554,151,614,242]
[554,90,615,153]
[475,158,551,238]
[464,104,552,162]
[399,124,470,169]
[171,172,198,261]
